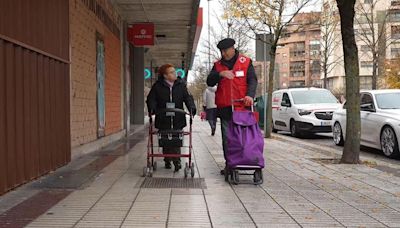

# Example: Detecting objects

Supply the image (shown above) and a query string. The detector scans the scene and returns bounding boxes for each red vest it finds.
[214,54,250,108]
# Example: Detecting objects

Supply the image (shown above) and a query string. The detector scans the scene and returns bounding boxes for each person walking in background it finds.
[203,86,218,136]
[146,64,196,172]
[207,38,257,175]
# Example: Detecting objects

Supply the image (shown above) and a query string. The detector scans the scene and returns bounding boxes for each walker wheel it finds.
[143,167,149,177]
[190,163,195,178]
[184,165,190,178]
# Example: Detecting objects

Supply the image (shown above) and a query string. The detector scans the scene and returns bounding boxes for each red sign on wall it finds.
[128,23,155,46]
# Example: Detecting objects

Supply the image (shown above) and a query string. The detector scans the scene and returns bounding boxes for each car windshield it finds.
[375,93,400,109]
[291,90,338,104]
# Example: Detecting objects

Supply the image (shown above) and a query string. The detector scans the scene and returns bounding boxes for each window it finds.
[291,90,338,104]
[357,28,373,35]
[357,13,372,23]
[310,60,321,74]
[282,93,291,105]
[310,50,320,56]
[376,92,400,109]
[360,93,375,110]
[309,40,320,51]
[361,61,373,68]
[360,77,372,90]
[289,81,305,88]
[389,10,400,22]
[392,1,400,7]
[392,25,400,39]
[291,72,305,77]
[290,61,305,71]
[360,45,370,52]
[391,47,400,57]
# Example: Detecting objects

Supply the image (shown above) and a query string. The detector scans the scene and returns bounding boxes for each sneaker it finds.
[165,162,172,169]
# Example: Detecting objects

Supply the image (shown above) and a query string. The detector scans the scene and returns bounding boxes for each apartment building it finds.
[323,0,400,92]
[275,12,322,89]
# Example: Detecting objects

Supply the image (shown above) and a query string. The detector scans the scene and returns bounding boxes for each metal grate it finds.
[141,178,206,189]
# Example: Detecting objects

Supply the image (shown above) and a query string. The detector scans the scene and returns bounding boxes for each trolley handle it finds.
[231,98,254,112]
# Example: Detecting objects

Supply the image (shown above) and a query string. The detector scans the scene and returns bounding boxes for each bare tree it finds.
[227,0,314,138]
[199,1,253,70]
[336,0,361,164]
[321,1,343,89]
[355,0,395,89]
[188,64,208,110]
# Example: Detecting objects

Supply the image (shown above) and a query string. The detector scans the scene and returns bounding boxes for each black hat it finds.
[217,38,235,50]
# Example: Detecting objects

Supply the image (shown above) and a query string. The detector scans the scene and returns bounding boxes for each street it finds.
[274,131,400,166]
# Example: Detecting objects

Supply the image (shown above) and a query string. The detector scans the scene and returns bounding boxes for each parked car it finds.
[332,90,400,158]
[272,88,341,137]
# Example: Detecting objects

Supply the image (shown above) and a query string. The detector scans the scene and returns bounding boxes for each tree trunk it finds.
[372,52,378,90]
[337,0,361,164]
[323,55,328,89]
[265,44,277,138]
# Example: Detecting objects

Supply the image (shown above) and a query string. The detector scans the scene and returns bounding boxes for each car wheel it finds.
[290,120,301,138]
[333,122,344,146]
[380,126,400,158]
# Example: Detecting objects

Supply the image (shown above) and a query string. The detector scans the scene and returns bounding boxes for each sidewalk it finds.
[1,118,400,227]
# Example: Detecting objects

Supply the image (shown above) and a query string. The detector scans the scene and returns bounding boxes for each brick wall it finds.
[104,30,121,135]
[70,0,122,148]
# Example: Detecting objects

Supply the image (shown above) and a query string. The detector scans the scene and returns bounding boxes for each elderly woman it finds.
[146,64,196,172]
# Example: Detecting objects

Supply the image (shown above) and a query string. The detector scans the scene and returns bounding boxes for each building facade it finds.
[275,12,322,89]
[323,0,400,93]
[0,0,202,195]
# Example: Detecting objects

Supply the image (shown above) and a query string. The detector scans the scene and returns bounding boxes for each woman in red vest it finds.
[207,38,258,175]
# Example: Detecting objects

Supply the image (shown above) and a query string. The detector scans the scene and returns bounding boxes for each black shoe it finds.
[220,169,225,175]
[211,128,216,136]
[174,162,182,172]
[165,162,172,169]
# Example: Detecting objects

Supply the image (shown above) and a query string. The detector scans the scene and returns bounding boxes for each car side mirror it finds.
[360,103,375,112]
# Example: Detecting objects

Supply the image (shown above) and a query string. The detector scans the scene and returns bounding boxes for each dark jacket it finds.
[207,50,257,120]
[146,76,196,130]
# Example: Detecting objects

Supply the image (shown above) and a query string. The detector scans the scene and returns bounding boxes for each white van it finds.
[272,88,341,137]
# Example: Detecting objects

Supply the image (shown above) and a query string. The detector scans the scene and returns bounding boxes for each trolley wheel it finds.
[231,170,239,185]
[224,167,229,182]
[149,167,153,177]
[190,163,195,178]
[153,161,157,171]
[253,169,263,185]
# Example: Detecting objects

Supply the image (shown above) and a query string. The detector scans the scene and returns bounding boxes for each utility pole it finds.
[208,0,211,71]
[263,34,268,138]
